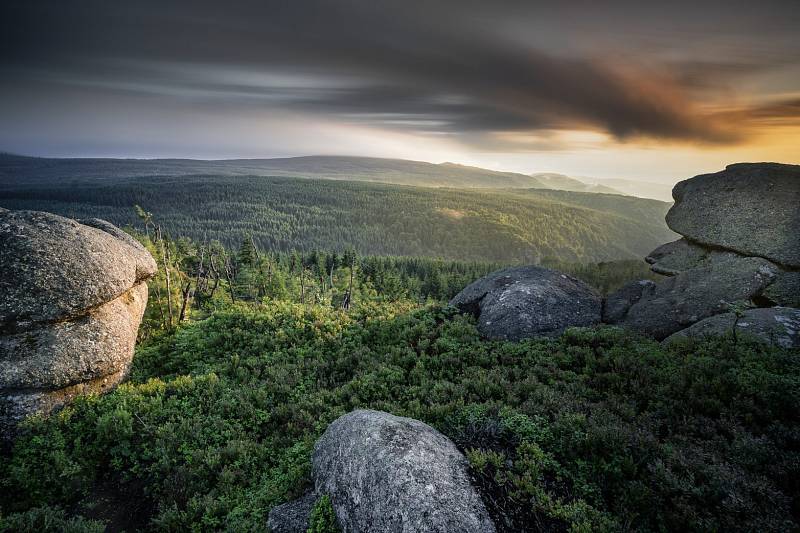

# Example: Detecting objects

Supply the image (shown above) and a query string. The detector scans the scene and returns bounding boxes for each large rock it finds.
[604,254,780,339]
[665,163,800,268]
[0,210,156,329]
[1,210,156,440]
[450,266,601,341]
[0,283,148,390]
[311,409,495,533]
[665,307,800,349]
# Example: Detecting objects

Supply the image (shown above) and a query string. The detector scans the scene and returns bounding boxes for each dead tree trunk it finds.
[154,277,167,329]
[178,280,192,322]
[224,256,237,303]
[158,226,174,328]
[343,258,355,310]
[193,245,206,307]
[208,254,221,299]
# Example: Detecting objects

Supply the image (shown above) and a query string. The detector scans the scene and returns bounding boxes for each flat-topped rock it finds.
[0,210,156,331]
[645,238,708,276]
[665,163,800,267]
[450,266,601,341]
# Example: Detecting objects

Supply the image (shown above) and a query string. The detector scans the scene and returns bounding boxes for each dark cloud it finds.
[1,0,799,150]
[713,97,800,127]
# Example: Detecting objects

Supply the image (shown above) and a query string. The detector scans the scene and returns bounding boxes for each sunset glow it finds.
[1,1,798,183]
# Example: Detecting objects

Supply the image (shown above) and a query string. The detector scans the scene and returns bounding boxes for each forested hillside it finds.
[0,174,675,263]
[2,229,797,532]
[0,154,552,189]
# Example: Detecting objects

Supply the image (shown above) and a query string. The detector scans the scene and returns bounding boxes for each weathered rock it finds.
[1,210,156,441]
[0,369,128,440]
[665,163,800,268]
[0,210,156,330]
[312,409,495,533]
[645,239,800,307]
[602,280,657,323]
[665,307,800,349]
[78,217,151,254]
[645,238,707,276]
[604,255,780,339]
[763,271,800,308]
[0,283,147,390]
[267,492,316,533]
[450,266,601,341]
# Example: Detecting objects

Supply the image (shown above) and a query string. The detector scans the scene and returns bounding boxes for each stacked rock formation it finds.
[449,163,799,347]
[1,209,156,440]
[268,410,496,532]
[604,163,800,344]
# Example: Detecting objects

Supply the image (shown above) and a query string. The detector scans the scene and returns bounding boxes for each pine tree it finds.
[238,236,257,267]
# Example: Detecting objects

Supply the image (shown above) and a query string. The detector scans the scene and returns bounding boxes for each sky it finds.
[1,0,799,183]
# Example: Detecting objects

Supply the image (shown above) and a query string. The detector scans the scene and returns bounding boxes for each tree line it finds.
[133,205,658,338]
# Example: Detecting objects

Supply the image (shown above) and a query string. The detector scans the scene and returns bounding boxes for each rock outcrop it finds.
[605,254,780,339]
[1,210,156,440]
[665,307,800,349]
[449,266,601,341]
[763,271,800,308]
[645,238,709,276]
[665,163,800,268]
[268,410,495,533]
[606,163,800,344]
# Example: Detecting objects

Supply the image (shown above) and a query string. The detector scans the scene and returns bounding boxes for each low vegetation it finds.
[2,228,798,532]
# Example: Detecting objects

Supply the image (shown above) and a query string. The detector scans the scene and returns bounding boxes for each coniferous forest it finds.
[0,169,675,263]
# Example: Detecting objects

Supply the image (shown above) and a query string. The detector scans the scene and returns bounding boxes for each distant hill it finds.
[0,153,671,199]
[530,172,623,195]
[581,177,675,202]
[0,153,555,189]
[0,164,677,262]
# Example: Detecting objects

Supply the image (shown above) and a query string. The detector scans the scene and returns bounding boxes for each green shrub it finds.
[2,303,798,531]
[0,506,105,533]
[307,495,340,533]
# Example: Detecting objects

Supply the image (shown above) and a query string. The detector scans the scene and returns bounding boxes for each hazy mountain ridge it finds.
[579,177,675,201]
[0,153,675,200]
[0,153,551,189]
[530,172,624,195]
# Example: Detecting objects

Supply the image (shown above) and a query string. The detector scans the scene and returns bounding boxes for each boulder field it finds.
[451,163,800,346]
[0,209,156,440]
